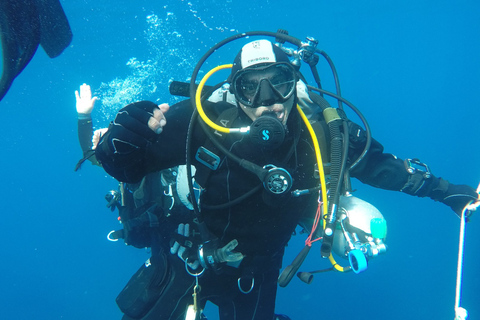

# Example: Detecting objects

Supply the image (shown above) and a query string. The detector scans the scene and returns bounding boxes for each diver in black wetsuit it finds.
[93,38,478,320]
[74,82,292,320]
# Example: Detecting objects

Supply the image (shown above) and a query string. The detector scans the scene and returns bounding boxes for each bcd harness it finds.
[191,97,333,208]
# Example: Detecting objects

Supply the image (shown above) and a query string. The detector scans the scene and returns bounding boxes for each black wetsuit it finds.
[95,98,477,320]
[77,114,100,167]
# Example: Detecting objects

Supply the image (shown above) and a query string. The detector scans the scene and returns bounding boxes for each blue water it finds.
[1,1,479,319]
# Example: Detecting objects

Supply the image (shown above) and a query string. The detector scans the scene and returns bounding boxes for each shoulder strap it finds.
[193,106,238,188]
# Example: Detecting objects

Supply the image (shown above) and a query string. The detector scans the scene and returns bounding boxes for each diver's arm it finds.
[95,100,192,183]
[77,115,94,154]
[77,118,101,167]
[75,83,100,165]
[348,122,479,216]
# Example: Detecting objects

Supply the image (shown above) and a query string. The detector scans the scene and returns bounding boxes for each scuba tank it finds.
[293,194,388,284]
[333,195,387,273]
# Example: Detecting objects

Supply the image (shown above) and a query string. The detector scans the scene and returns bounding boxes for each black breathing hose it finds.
[307,85,371,171]
[320,118,343,257]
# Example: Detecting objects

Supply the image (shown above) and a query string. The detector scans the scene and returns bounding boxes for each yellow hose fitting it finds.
[323,107,341,124]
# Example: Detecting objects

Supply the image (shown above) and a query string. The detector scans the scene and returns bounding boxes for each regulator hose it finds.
[320,115,343,258]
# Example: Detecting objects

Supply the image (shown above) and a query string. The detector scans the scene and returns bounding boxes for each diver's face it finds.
[232,62,297,125]
[239,95,294,125]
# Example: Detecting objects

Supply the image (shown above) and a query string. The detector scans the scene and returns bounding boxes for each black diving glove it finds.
[403,173,479,217]
[398,158,479,218]
[198,238,244,271]
[95,101,160,182]
[438,183,479,218]
[103,101,159,154]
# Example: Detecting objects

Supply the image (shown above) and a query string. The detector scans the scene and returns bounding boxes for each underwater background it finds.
[1,1,479,319]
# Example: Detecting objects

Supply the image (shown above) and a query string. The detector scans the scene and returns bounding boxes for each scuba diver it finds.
[89,32,479,320]
[74,83,292,320]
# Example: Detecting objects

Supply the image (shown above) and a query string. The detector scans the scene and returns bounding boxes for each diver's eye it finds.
[270,73,288,86]
[239,79,259,98]
[269,68,295,96]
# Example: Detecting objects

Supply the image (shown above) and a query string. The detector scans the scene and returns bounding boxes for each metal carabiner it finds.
[237,277,255,294]
[164,185,175,210]
[185,258,205,277]
[107,230,119,242]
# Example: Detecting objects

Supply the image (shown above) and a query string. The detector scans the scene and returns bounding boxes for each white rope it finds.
[453,182,480,320]
[454,207,467,320]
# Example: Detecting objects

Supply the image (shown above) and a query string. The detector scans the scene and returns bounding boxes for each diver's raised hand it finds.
[75,83,98,115]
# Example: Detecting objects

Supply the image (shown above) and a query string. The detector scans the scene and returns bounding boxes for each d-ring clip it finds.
[185,258,205,277]
[237,277,255,294]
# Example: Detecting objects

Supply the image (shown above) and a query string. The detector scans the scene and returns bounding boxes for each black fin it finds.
[0,0,72,101]
[37,0,73,58]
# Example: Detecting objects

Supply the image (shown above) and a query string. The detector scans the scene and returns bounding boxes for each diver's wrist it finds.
[77,112,92,120]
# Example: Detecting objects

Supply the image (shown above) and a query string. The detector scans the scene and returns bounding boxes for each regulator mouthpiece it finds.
[249,111,286,150]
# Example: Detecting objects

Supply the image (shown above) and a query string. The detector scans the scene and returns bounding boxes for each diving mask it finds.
[232,62,297,107]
